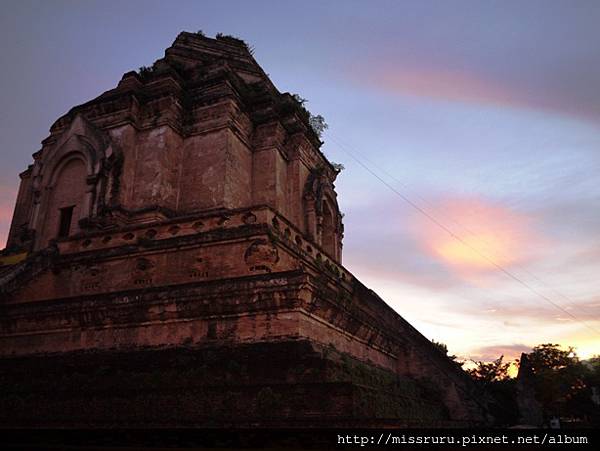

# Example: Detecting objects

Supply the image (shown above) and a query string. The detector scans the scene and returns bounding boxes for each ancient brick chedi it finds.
[0,32,489,426]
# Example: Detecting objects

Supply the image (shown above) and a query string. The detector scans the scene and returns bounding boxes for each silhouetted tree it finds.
[586,355,600,386]
[467,355,518,426]
[465,344,599,426]
[522,343,593,423]
[527,343,576,373]
[430,340,464,367]
[467,355,511,384]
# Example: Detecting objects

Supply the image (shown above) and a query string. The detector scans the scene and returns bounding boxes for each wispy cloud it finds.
[467,344,531,362]
[345,193,555,292]
[355,62,600,123]
[456,295,600,324]
[364,66,520,109]
[336,1,600,123]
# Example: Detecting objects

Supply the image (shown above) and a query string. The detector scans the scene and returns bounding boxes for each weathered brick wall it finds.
[0,208,488,422]
[4,32,343,262]
[0,32,490,426]
[37,158,88,249]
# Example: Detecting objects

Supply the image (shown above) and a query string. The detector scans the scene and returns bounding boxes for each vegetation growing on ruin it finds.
[291,94,329,139]
[215,32,255,55]
[440,341,600,426]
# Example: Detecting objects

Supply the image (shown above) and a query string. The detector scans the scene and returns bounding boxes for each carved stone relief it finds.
[244,239,279,272]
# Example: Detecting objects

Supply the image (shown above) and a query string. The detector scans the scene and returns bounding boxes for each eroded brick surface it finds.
[0,32,490,426]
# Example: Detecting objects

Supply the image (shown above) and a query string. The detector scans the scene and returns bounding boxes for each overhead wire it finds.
[327,134,600,337]
[330,134,599,322]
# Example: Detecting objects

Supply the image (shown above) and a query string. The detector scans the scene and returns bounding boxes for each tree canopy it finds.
[465,343,599,426]
[467,355,511,384]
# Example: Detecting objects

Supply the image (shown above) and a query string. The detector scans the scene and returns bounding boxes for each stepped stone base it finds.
[0,32,491,428]
[0,340,474,428]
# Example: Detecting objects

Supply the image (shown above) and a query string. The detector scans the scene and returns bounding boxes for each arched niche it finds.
[38,155,88,246]
[321,198,337,259]
[303,167,343,262]
[28,114,122,250]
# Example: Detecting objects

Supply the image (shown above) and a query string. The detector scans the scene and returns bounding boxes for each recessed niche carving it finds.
[244,239,279,272]
[123,232,135,240]
[102,235,112,244]
[192,221,204,231]
[81,282,100,291]
[250,265,271,273]
[189,270,209,278]
[80,264,105,291]
[81,239,92,248]
[134,278,152,286]
[188,253,208,279]
[136,257,154,271]
[131,257,156,286]
[86,265,101,277]
[145,229,157,239]
[242,212,257,224]
[168,225,180,235]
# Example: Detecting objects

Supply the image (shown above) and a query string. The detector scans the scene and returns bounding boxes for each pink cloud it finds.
[371,66,517,107]
[467,343,531,362]
[352,63,600,122]
[408,196,544,279]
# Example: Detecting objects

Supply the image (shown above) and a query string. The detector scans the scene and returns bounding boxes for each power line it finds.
[328,135,600,337]
[330,134,599,322]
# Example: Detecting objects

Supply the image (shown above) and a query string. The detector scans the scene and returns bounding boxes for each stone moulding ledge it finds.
[1,269,307,309]
[0,31,491,426]
[51,204,349,282]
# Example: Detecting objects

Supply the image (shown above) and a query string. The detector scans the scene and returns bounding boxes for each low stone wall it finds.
[0,217,490,425]
[0,340,464,427]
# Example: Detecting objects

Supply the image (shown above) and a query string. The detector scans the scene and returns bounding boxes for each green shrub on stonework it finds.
[226,359,243,377]
[291,94,307,108]
[309,114,328,138]
[322,342,336,359]
[290,93,329,139]
[332,162,345,172]
[214,390,236,418]
[138,66,153,78]
[215,32,251,51]
[293,363,307,377]
[255,386,282,417]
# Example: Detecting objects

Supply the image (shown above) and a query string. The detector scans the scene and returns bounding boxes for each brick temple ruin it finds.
[0,32,490,427]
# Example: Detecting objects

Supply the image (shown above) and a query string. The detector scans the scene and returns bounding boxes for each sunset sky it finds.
[1,0,599,362]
